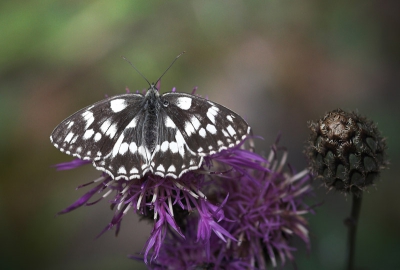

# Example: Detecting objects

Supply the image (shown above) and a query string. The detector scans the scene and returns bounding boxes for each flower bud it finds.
[306,109,388,195]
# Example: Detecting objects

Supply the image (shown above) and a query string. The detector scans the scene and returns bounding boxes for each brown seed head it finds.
[306,109,388,196]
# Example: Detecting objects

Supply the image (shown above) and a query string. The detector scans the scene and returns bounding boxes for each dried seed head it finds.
[305,109,388,196]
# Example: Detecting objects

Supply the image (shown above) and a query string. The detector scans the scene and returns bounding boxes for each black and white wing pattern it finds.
[50,93,146,168]
[93,107,206,180]
[50,87,251,180]
[160,92,250,156]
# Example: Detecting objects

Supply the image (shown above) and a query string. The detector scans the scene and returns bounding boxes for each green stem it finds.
[345,192,363,270]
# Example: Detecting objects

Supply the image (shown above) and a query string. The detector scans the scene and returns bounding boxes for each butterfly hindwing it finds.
[151,112,203,178]
[93,112,151,180]
[161,92,250,156]
[92,107,203,179]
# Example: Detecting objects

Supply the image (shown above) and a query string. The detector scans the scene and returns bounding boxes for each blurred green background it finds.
[1,1,399,269]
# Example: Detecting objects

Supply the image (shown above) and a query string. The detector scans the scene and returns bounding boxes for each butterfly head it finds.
[146,83,160,96]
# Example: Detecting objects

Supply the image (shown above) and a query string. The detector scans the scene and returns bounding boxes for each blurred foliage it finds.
[1,1,399,269]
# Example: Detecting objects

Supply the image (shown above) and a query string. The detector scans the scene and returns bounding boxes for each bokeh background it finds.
[1,1,399,269]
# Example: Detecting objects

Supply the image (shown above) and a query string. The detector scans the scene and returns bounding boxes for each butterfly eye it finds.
[162,100,169,107]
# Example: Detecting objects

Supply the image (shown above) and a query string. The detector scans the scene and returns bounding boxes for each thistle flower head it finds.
[55,138,268,263]
[150,140,313,269]
[305,109,388,196]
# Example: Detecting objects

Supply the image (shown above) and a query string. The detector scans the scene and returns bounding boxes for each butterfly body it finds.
[51,84,250,180]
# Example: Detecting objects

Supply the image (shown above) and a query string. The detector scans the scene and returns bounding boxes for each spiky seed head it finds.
[305,109,388,196]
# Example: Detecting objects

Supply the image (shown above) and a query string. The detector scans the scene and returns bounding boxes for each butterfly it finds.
[50,55,250,180]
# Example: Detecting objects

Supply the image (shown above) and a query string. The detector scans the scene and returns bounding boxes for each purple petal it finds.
[53,159,90,171]
[56,182,104,215]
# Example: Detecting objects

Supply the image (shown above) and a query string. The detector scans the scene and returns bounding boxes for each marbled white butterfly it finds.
[50,55,250,180]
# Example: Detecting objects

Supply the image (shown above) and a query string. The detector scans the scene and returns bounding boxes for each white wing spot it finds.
[94,132,102,142]
[211,106,219,112]
[167,165,176,172]
[126,117,138,128]
[129,142,137,154]
[110,99,127,113]
[106,123,117,138]
[100,120,112,134]
[198,147,203,152]
[165,116,176,128]
[176,97,192,110]
[130,167,139,174]
[71,135,78,144]
[138,145,151,161]
[207,106,219,124]
[112,134,125,157]
[227,115,234,122]
[184,121,195,136]
[64,132,74,143]
[118,166,127,174]
[175,130,186,157]
[217,140,223,146]
[138,145,146,160]
[67,121,74,129]
[82,111,94,129]
[76,147,82,153]
[119,142,129,155]
[83,129,94,140]
[199,128,206,138]
[227,125,237,136]
[161,141,169,152]
[191,116,201,130]
[169,142,178,153]
[207,110,216,124]
[206,124,217,134]
[157,164,165,172]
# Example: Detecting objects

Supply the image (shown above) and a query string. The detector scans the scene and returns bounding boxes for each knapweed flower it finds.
[149,140,313,269]
[54,137,268,264]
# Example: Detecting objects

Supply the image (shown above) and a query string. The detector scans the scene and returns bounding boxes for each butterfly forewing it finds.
[50,94,144,161]
[161,93,250,156]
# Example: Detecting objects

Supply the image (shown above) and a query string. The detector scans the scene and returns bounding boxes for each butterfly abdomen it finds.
[143,91,162,153]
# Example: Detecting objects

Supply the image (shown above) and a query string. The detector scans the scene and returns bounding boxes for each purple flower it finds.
[55,138,267,263]
[150,141,313,269]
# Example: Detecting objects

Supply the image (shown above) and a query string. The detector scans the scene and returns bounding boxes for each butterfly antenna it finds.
[155,51,186,86]
[121,56,151,86]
